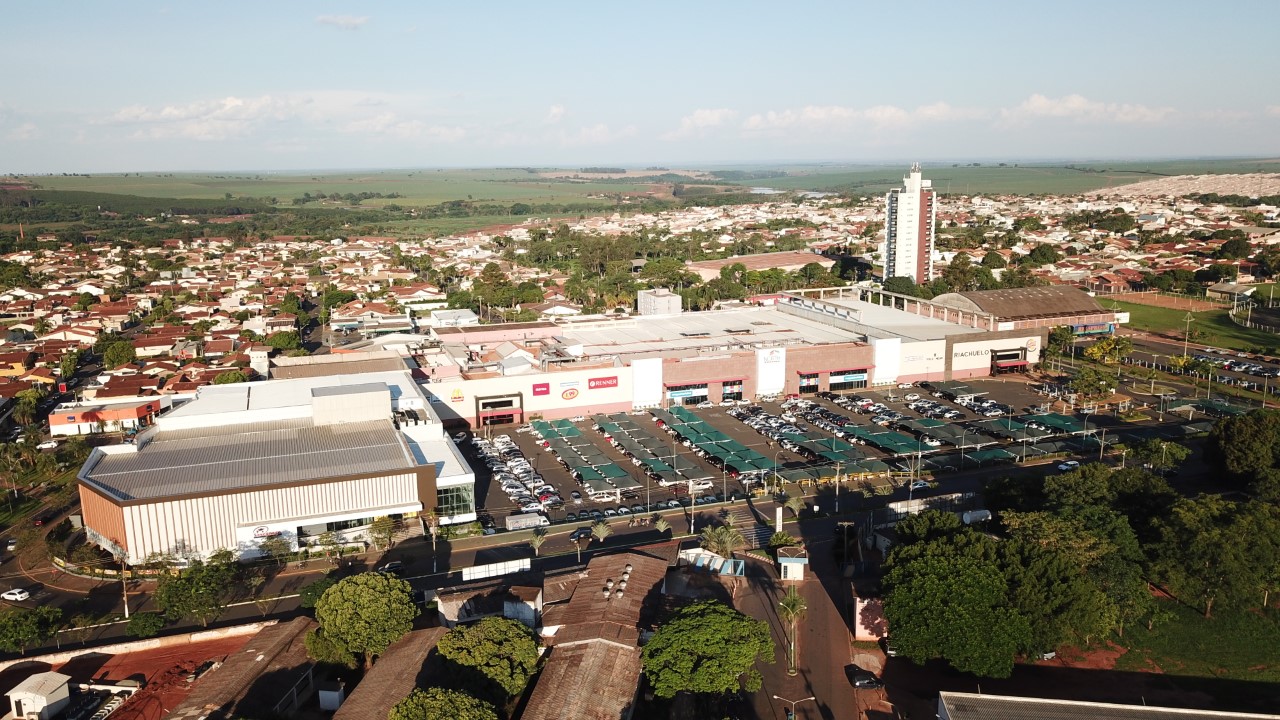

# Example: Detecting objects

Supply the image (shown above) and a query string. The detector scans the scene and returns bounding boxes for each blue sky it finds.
[3,1,1278,172]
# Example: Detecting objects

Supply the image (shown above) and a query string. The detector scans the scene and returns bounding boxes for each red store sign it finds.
[532,383,550,396]
[588,376,618,390]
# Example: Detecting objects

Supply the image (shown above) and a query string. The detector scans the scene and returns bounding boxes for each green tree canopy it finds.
[214,370,248,384]
[883,550,1031,678]
[265,330,301,350]
[390,688,499,720]
[437,616,540,701]
[641,600,774,697]
[0,607,62,655]
[154,549,237,627]
[314,573,419,668]
[103,340,136,368]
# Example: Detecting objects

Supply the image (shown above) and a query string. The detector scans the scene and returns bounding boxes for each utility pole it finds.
[1183,312,1194,358]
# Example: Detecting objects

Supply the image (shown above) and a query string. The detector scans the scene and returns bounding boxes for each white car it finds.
[909,480,930,492]
[1057,461,1080,472]
[36,441,58,451]
[696,401,714,409]
[904,393,920,402]
[1,588,30,602]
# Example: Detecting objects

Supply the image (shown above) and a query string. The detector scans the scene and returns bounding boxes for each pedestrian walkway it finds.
[721,506,773,549]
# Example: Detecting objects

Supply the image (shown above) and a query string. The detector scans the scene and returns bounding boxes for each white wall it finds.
[896,339,947,381]
[631,357,663,408]
[755,347,787,395]
[950,335,1043,372]
[869,337,902,385]
[425,365,634,422]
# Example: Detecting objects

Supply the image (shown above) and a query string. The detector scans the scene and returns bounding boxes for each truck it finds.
[504,513,550,531]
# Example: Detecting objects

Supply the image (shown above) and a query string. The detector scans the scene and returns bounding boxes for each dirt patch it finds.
[1052,641,1128,670]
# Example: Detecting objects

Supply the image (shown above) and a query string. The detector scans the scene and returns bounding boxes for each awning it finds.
[995,360,1029,368]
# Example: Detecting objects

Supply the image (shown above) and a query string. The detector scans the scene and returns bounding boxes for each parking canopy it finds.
[1024,413,1086,434]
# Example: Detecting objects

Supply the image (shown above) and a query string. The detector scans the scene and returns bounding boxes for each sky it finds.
[3,1,1279,173]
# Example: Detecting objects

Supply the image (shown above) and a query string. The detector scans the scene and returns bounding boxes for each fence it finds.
[1228,303,1280,335]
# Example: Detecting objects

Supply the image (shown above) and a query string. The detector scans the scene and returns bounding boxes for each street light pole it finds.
[773,695,817,720]
[773,450,785,497]
[1183,312,1193,358]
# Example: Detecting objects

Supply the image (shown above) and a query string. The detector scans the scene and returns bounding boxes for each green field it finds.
[1114,602,1280,709]
[21,168,657,207]
[740,158,1280,196]
[1111,299,1280,353]
[18,158,1280,206]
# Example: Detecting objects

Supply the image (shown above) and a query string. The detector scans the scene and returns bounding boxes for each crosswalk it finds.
[720,506,774,549]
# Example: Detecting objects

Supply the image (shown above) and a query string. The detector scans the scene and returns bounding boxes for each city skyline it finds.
[3,1,1279,173]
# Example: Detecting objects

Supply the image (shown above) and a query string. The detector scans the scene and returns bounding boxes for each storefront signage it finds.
[831,373,867,383]
[1026,338,1039,352]
[667,389,695,399]
[450,388,465,402]
[559,380,579,388]
[953,348,991,358]
[763,349,784,364]
[253,526,280,539]
[562,388,579,400]
[532,383,550,396]
[588,376,618,390]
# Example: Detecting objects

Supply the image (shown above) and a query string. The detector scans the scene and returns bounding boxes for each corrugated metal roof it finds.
[938,692,1280,720]
[934,286,1105,320]
[85,418,414,501]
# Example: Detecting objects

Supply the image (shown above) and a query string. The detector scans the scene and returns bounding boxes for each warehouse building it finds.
[77,370,475,565]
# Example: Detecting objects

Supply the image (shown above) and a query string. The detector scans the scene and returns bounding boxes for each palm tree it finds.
[777,585,808,676]
[699,524,745,559]
[654,517,671,535]
[785,495,805,518]
[528,528,547,557]
[590,520,613,544]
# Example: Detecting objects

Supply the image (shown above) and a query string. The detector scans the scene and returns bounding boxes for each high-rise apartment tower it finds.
[883,163,936,282]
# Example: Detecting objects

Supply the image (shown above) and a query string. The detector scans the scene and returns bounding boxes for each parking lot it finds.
[461,376,1189,531]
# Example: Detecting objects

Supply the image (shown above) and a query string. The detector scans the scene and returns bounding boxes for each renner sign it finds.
[588,376,618,390]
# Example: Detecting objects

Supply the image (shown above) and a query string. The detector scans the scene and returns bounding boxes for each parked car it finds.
[909,480,930,492]
[570,527,593,541]
[31,515,50,527]
[376,561,404,576]
[1057,460,1080,472]
[845,664,884,689]
[36,440,59,451]
[4,539,15,552]
[1,588,30,602]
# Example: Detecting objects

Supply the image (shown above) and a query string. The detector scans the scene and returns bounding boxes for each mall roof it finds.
[817,297,987,342]
[560,306,865,357]
[82,418,415,502]
[164,371,427,418]
[931,286,1105,321]
[937,692,1280,720]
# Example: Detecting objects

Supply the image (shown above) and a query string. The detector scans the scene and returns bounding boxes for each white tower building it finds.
[884,163,936,282]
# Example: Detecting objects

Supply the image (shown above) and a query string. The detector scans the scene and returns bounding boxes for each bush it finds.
[299,576,336,609]
[126,612,165,638]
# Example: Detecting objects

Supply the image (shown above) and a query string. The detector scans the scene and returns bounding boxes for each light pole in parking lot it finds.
[774,694,816,720]
[772,450,785,497]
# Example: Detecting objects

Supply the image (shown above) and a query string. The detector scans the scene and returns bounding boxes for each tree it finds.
[1083,335,1133,364]
[213,370,248,384]
[103,340,136,368]
[0,606,62,654]
[60,350,81,380]
[1129,438,1191,474]
[882,276,929,298]
[390,688,499,720]
[590,520,613,544]
[368,516,396,551]
[256,535,293,566]
[1216,236,1252,259]
[1207,409,1280,488]
[528,528,547,557]
[1022,244,1062,267]
[154,549,236,627]
[265,331,301,350]
[641,600,774,697]
[126,611,165,638]
[1152,496,1256,617]
[777,585,808,675]
[1069,365,1112,400]
[784,495,805,517]
[698,524,745,558]
[981,251,1008,269]
[299,576,337,609]
[437,616,540,700]
[314,573,418,669]
[654,517,671,535]
[883,550,1031,677]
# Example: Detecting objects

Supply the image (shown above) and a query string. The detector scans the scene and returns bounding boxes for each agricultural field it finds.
[16,158,1279,208]
[739,158,1280,196]
[19,168,660,208]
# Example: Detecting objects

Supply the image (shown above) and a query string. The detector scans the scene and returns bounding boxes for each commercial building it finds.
[929,285,1120,336]
[636,288,682,316]
[883,163,936,282]
[76,370,475,565]
[411,287,1054,427]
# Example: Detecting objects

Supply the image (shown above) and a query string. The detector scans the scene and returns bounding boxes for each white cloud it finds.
[316,15,368,30]
[546,104,566,124]
[999,94,1173,126]
[107,95,302,141]
[6,122,39,141]
[1266,105,1280,118]
[661,108,737,140]
[342,114,465,142]
[559,123,636,147]
[741,102,981,134]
